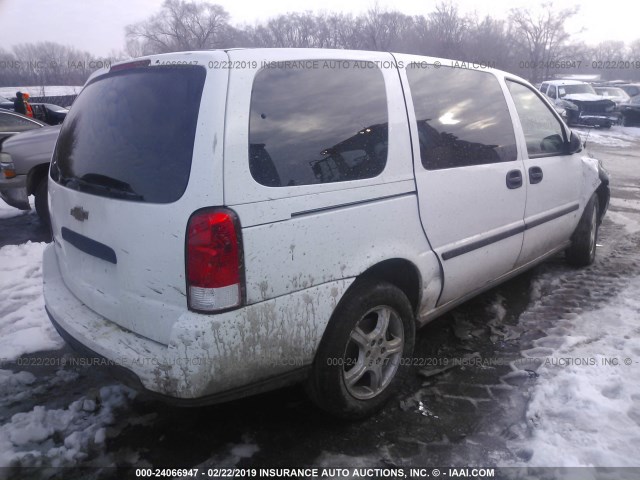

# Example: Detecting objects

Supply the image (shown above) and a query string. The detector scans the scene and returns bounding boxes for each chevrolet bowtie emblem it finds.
[70,206,89,222]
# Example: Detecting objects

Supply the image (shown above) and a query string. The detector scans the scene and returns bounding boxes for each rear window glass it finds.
[50,65,206,203]
[406,65,517,170]
[249,61,388,187]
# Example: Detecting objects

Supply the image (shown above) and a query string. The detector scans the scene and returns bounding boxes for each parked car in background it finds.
[31,103,68,125]
[0,96,68,125]
[44,49,609,418]
[617,83,640,99]
[0,125,60,223]
[0,109,46,142]
[0,95,14,110]
[620,95,640,126]
[594,86,631,107]
[540,80,618,127]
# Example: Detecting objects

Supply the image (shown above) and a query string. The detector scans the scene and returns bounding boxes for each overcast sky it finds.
[0,0,636,57]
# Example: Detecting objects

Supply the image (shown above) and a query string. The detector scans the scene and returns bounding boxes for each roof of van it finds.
[97,48,525,87]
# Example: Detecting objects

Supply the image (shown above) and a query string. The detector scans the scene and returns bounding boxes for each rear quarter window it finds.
[248,61,388,187]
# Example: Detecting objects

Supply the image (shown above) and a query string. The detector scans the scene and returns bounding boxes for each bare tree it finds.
[509,2,579,83]
[359,5,413,51]
[588,40,625,80]
[125,0,232,55]
[324,13,366,49]
[253,12,324,48]
[8,42,98,87]
[425,2,469,59]
[591,40,625,63]
[629,39,640,60]
[628,39,640,81]
[0,49,19,87]
[464,16,511,70]
[5,3,637,87]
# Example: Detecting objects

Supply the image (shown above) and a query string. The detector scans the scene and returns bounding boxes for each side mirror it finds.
[565,130,583,155]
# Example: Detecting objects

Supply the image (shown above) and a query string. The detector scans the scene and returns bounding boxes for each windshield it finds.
[620,85,640,97]
[595,87,630,99]
[558,84,596,97]
[50,65,206,203]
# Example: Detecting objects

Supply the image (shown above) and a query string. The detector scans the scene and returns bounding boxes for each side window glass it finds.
[406,65,517,170]
[507,80,566,158]
[548,86,557,99]
[249,61,388,187]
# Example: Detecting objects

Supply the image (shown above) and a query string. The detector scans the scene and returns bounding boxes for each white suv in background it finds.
[43,49,609,418]
[539,79,618,127]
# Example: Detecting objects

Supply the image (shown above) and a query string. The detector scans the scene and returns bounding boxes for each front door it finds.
[505,80,583,267]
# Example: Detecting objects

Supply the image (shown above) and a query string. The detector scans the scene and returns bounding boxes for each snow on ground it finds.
[616,126,640,138]
[0,198,33,220]
[576,126,640,148]
[607,210,640,234]
[0,385,134,474]
[609,197,640,211]
[505,160,640,467]
[0,242,64,360]
[0,237,258,474]
[607,194,640,234]
[0,86,82,98]
[510,276,640,467]
[187,438,260,472]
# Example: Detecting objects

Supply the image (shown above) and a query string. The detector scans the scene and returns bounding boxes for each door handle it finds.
[506,169,523,189]
[529,166,543,184]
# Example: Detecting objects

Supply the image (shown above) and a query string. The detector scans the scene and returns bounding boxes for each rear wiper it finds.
[66,174,144,201]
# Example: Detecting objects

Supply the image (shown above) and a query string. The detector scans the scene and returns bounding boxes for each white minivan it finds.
[43,49,609,418]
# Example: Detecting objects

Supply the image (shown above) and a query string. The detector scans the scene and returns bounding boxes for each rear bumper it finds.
[0,174,30,210]
[47,308,309,406]
[43,243,351,403]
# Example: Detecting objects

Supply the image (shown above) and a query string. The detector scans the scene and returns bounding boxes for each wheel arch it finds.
[352,258,422,317]
[26,163,49,196]
[595,179,610,224]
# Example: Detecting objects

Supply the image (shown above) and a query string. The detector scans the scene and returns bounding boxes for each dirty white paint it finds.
[43,48,607,403]
[46,51,229,346]
[168,279,353,396]
[44,243,353,397]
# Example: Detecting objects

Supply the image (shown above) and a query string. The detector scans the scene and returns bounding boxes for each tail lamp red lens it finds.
[186,208,243,312]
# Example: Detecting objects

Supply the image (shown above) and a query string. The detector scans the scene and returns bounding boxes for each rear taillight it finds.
[186,208,244,312]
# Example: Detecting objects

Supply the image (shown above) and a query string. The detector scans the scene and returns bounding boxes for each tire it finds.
[307,279,415,419]
[566,194,599,267]
[34,177,50,225]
